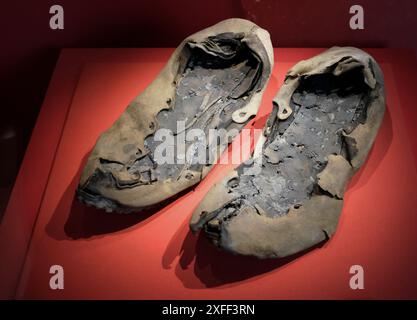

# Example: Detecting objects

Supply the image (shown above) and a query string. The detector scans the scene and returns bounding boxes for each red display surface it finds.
[1,48,417,299]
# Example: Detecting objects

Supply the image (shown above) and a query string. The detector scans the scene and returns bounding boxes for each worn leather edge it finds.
[79,18,273,209]
[190,46,386,259]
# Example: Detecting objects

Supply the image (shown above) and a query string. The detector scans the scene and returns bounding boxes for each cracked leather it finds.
[77,19,274,212]
[190,47,386,259]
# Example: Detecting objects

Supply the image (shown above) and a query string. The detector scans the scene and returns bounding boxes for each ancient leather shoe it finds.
[190,47,385,258]
[77,18,273,212]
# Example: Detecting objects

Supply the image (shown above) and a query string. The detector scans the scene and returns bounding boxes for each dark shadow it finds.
[65,184,158,240]
[162,102,393,289]
[46,152,190,241]
[163,217,327,289]
[45,85,277,242]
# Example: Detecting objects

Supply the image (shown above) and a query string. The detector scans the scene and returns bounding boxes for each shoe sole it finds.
[77,19,273,212]
[190,47,386,258]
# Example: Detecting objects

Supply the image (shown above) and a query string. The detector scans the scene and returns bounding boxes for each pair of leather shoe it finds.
[77,19,385,259]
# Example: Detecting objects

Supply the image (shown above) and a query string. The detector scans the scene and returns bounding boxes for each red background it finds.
[1,0,417,198]
[1,0,417,299]
[1,48,417,299]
